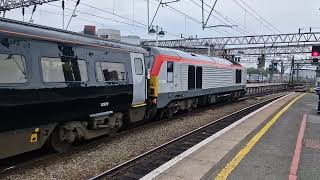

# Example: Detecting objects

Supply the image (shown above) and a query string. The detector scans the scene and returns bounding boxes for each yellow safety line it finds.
[132,103,147,108]
[215,93,305,180]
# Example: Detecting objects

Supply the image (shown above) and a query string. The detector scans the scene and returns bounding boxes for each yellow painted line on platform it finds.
[132,103,147,108]
[215,93,305,180]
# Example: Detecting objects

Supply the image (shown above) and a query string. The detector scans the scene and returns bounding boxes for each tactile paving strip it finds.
[304,138,320,150]
[307,114,320,124]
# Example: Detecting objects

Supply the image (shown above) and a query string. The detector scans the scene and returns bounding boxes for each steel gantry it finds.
[142,32,320,55]
[0,0,58,11]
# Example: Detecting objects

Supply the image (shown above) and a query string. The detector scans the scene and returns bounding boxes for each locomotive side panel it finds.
[156,64,246,108]
[202,67,234,89]
[181,64,189,91]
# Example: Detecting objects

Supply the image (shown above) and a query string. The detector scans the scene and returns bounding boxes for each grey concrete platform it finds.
[246,83,287,88]
[208,93,319,180]
[141,93,307,180]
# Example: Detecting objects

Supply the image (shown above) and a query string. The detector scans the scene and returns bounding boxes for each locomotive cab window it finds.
[96,62,126,82]
[0,54,27,84]
[236,69,242,84]
[134,58,143,75]
[41,57,88,83]
[167,61,174,82]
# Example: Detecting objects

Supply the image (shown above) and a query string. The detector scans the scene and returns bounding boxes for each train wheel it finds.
[164,107,174,119]
[48,126,75,153]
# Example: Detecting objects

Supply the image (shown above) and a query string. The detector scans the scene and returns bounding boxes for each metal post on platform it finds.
[269,60,274,83]
[280,60,284,83]
[296,63,300,83]
[315,87,320,114]
[291,56,294,84]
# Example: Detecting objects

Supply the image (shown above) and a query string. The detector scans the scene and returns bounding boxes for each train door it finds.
[130,53,146,106]
[167,61,174,91]
[188,65,195,90]
[173,62,180,91]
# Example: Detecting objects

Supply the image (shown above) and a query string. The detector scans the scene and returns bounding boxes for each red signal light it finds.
[312,51,319,57]
[312,46,320,57]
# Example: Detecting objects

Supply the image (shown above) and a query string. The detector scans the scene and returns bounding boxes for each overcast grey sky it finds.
[3,0,320,39]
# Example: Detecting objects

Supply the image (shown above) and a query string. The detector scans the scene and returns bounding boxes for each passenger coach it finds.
[0,18,148,158]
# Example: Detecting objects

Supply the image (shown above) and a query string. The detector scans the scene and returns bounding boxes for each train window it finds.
[96,62,126,82]
[41,57,88,83]
[196,67,202,89]
[0,54,27,84]
[188,65,195,90]
[167,61,174,82]
[134,58,143,75]
[236,69,242,84]
[145,56,154,70]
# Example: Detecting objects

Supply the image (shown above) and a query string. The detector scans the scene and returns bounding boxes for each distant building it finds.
[121,35,141,45]
[97,29,121,41]
[83,25,96,36]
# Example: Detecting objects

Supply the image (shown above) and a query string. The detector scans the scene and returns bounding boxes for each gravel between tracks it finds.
[2,92,290,180]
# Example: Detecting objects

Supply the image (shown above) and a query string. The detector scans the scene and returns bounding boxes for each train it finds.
[0,18,246,159]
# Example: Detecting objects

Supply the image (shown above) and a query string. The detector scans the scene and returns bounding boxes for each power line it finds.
[68,0,183,38]
[232,0,279,34]
[148,0,235,36]
[66,0,80,30]
[188,0,239,35]
[201,0,253,35]
[192,0,251,35]
[47,3,181,38]
[40,8,184,39]
[48,3,145,28]
[70,0,146,27]
[236,0,281,33]
[38,9,109,27]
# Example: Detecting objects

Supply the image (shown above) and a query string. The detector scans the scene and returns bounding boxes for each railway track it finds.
[0,86,296,176]
[90,93,289,180]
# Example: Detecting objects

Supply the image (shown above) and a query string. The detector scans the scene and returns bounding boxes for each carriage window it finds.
[167,61,174,82]
[0,54,27,84]
[96,62,126,82]
[41,57,88,82]
[134,58,143,75]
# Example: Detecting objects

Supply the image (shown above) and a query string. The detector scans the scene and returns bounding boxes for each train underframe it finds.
[0,89,245,159]
[156,89,246,119]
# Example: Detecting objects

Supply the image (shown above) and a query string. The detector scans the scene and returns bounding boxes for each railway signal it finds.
[269,62,278,71]
[312,45,320,63]
[257,54,266,68]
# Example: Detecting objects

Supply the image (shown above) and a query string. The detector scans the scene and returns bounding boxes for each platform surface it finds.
[220,93,319,180]
[246,83,286,88]
[142,93,320,180]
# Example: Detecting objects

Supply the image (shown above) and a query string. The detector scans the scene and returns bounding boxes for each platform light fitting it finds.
[158,29,165,37]
[149,27,156,35]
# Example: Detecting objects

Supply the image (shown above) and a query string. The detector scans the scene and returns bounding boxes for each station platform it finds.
[246,83,287,88]
[141,92,319,180]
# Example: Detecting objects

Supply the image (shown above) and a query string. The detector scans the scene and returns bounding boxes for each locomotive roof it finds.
[146,46,240,66]
[0,18,146,54]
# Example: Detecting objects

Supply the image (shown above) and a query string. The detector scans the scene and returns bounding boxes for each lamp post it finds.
[149,25,165,46]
